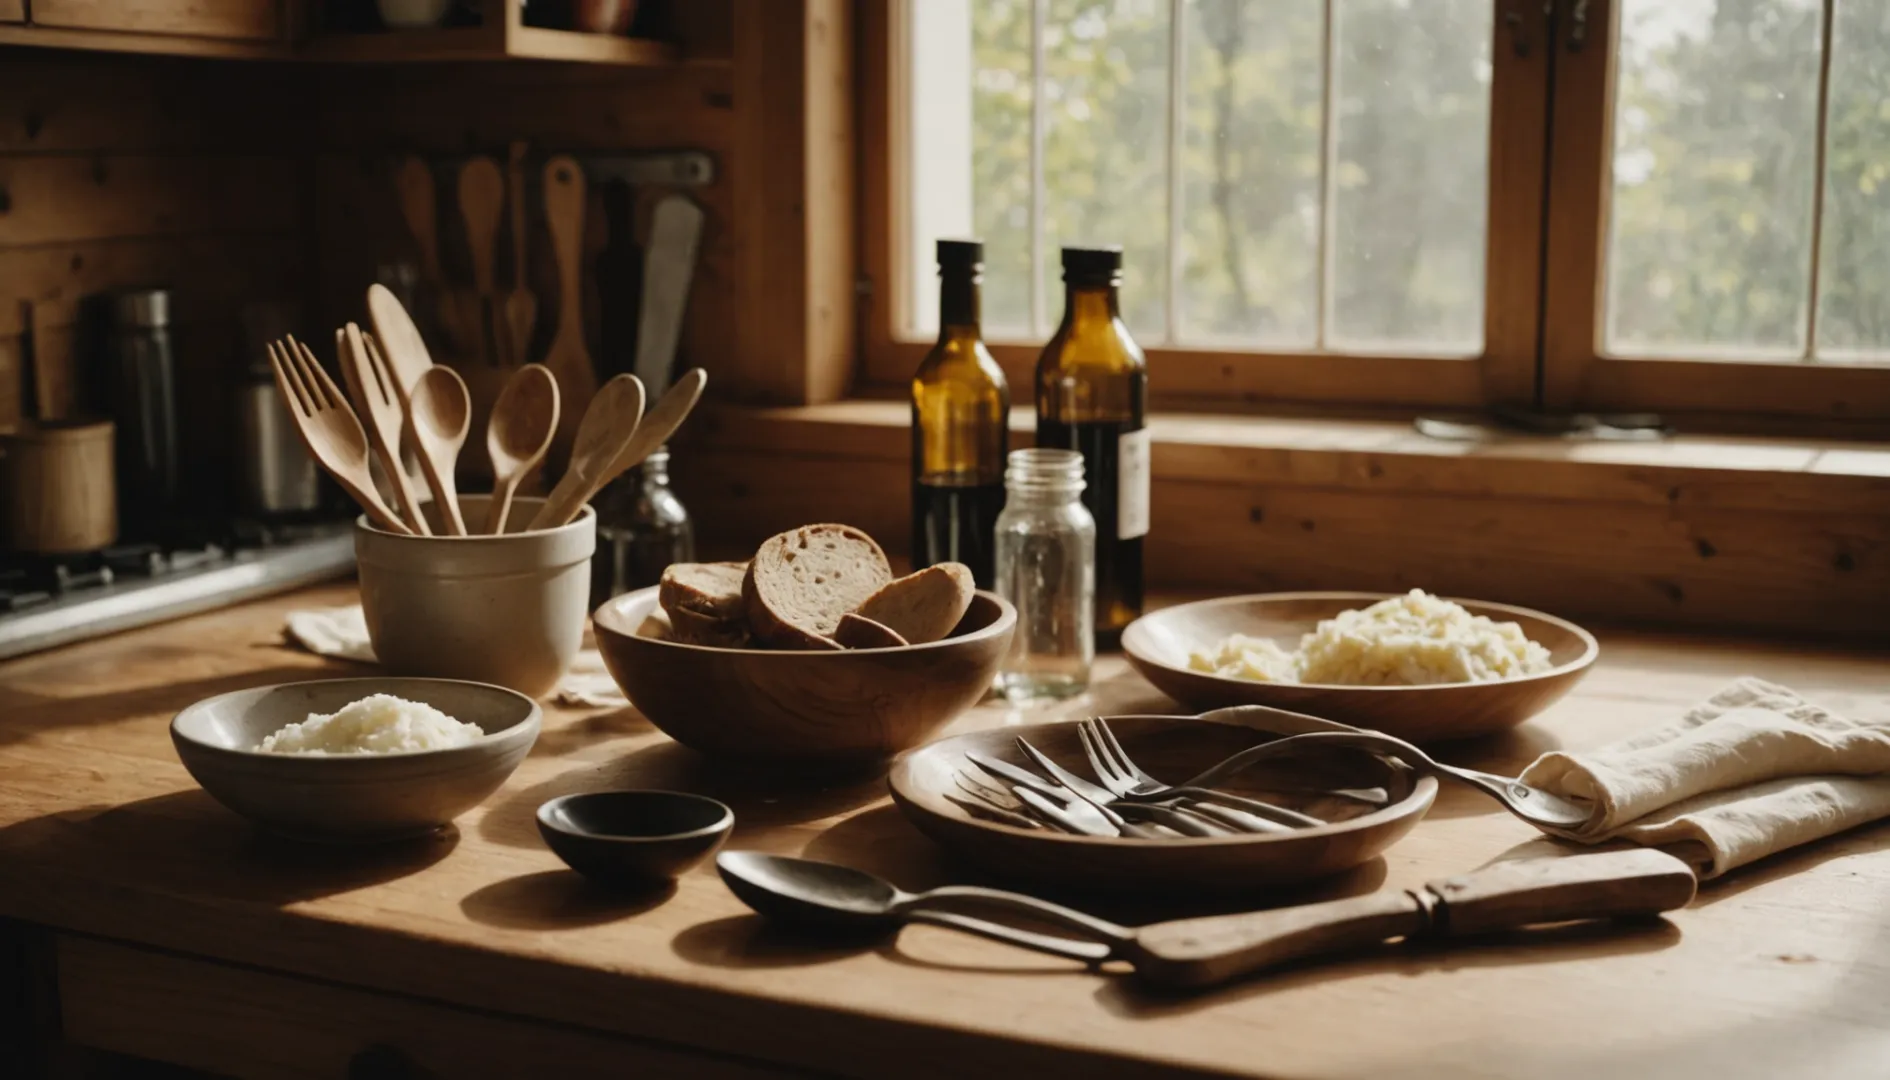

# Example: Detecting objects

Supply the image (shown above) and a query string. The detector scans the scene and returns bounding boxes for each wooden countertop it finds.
[3,584,1889,1078]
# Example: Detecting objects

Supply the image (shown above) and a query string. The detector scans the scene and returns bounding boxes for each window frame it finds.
[855,0,1552,412]
[1538,0,1890,430]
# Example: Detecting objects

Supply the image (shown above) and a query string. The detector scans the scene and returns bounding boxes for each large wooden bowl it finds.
[890,713,1437,899]
[1122,592,1598,743]
[592,587,1016,765]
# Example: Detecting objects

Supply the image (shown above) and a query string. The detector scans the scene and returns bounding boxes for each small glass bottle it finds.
[993,448,1095,703]
[590,445,695,608]
[1034,245,1148,646]
[912,238,1009,588]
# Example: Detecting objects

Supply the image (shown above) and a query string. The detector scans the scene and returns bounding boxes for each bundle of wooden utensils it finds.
[266,285,706,537]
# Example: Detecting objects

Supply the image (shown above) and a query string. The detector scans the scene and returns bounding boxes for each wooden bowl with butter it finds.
[592,586,1016,765]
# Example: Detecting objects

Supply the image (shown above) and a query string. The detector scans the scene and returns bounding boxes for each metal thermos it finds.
[103,289,179,529]
[236,302,321,515]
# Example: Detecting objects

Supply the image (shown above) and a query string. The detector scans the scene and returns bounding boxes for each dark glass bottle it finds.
[911,239,1009,587]
[590,446,695,608]
[1034,246,1148,643]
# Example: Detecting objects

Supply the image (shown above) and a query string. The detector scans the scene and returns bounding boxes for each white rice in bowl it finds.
[1189,590,1554,687]
[258,693,484,754]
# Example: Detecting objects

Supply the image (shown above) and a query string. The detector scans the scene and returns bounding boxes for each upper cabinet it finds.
[0,0,705,66]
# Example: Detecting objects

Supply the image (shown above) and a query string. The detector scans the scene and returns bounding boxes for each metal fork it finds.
[267,337,412,535]
[965,751,1160,839]
[1002,742,1231,838]
[1080,719,1327,829]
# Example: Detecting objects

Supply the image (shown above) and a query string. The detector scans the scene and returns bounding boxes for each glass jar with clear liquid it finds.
[993,448,1095,702]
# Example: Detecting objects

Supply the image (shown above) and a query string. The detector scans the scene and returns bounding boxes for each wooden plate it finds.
[1121,592,1598,743]
[889,714,1437,899]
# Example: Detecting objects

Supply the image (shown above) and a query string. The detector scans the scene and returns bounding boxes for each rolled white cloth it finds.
[1520,677,1890,878]
[283,605,629,709]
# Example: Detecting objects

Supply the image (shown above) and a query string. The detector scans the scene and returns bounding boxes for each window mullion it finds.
[1029,0,1047,338]
[1165,0,1185,346]
[1802,0,1837,363]
[1315,0,1336,351]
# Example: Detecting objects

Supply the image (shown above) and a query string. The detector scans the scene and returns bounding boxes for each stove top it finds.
[0,518,357,660]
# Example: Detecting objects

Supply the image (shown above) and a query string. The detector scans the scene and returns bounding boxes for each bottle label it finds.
[1117,427,1151,540]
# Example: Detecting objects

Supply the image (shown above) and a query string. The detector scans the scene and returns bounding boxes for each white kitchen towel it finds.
[1520,676,1890,878]
[283,605,630,709]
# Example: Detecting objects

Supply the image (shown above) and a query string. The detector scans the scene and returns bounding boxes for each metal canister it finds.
[103,288,179,530]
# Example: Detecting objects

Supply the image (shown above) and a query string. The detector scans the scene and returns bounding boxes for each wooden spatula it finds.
[458,156,505,367]
[541,154,598,467]
[503,141,538,367]
[527,373,645,531]
[394,156,463,356]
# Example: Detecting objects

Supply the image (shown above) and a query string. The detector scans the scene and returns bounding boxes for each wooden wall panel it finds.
[673,447,1889,642]
[0,53,295,153]
[0,1,24,24]
[0,155,298,247]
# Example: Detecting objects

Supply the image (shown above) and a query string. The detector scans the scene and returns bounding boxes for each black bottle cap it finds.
[936,239,984,270]
[1060,245,1122,284]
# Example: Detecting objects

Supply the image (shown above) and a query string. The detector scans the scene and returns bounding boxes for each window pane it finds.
[1328,0,1492,353]
[1816,0,1890,362]
[1041,0,1169,339]
[970,0,1037,335]
[1605,0,1824,358]
[1177,0,1322,347]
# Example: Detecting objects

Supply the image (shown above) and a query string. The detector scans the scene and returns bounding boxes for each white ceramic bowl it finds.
[356,495,595,699]
[171,677,541,843]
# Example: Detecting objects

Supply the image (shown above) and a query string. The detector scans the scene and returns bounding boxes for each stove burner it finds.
[103,543,167,577]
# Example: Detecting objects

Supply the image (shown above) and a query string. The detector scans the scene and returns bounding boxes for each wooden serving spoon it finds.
[394,156,463,354]
[540,155,598,465]
[408,364,472,536]
[503,141,538,367]
[458,156,506,367]
[485,363,560,534]
[365,283,434,406]
[527,373,645,531]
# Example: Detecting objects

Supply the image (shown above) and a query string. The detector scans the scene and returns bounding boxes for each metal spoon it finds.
[715,851,1111,963]
[1177,729,1594,831]
[483,363,560,534]
[406,364,471,535]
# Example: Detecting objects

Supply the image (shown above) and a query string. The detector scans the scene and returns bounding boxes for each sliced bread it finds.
[742,525,893,649]
[832,612,909,649]
[659,561,749,620]
[666,605,760,649]
[855,562,975,645]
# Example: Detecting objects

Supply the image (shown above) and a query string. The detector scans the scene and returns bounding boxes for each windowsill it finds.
[689,399,1890,516]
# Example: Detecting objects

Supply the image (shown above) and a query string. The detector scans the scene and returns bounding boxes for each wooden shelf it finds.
[302,22,678,66]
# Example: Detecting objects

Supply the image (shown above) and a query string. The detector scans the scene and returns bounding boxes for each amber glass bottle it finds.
[1034,246,1148,642]
[911,239,1009,587]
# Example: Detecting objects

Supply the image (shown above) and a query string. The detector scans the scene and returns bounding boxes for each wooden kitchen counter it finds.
[2,584,1888,1079]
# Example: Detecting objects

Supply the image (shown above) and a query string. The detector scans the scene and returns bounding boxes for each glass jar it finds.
[993,448,1095,702]
[590,445,695,608]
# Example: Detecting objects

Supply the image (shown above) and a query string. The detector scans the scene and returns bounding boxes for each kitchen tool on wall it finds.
[265,337,412,535]
[594,181,641,377]
[406,364,472,535]
[236,302,320,515]
[395,156,464,358]
[528,373,644,531]
[340,325,429,534]
[458,155,506,367]
[485,363,560,534]
[718,847,1697,990]
[541,154,600,468]
[632,194,704,397]
[101,288,179,532]
[503,141,538,368]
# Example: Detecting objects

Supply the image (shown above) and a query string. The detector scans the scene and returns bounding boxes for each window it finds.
[863,0,1890,427]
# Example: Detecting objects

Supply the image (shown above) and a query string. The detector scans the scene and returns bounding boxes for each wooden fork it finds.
[267,337,413,535]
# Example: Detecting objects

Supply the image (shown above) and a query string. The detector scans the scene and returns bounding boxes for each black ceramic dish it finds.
[536,790,735,888]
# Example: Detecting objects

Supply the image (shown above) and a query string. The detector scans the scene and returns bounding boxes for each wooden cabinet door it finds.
[31,0,282,41]
[0,0,25,24]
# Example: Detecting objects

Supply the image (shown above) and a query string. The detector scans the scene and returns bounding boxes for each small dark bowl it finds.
[536,790,734,888]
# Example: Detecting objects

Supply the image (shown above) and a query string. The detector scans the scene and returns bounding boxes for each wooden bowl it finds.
[890,713,1437,899]
[591,586,1016,765]
[1121,592,1598,743]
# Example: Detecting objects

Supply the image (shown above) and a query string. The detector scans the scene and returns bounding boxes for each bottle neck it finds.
[1061,282,1119,326]
[937,270,983,341]
[639,450,671,489]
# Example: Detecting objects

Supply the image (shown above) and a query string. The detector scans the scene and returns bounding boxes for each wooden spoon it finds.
[604,366,707,480]
[365,283,434,406]
[394,156,462,354]
[458,156,505,367]
[484,363,560,534]
[503,141,538,367]
[407,364,472,536]
[528,374,645,531]
[541,155,599,465]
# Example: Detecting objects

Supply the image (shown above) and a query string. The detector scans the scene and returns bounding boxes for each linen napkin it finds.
[1520,676,1890,878]
[283,605,630,709]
